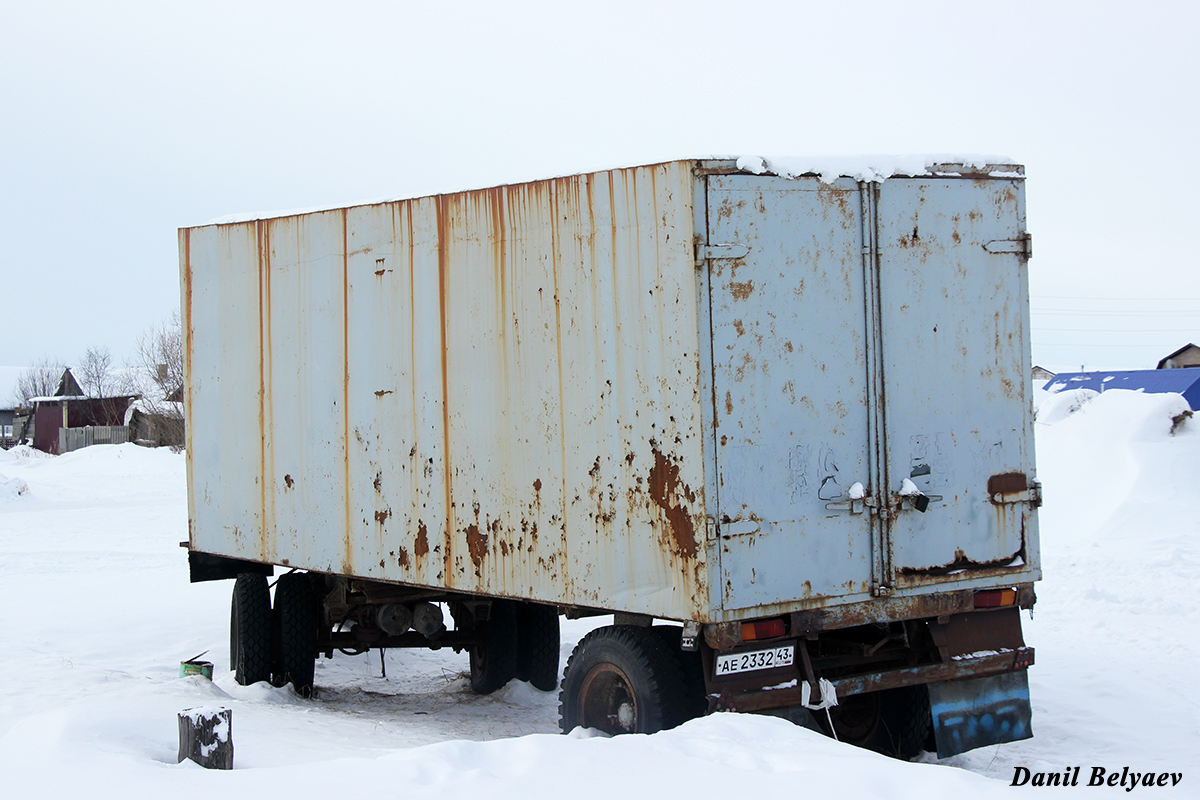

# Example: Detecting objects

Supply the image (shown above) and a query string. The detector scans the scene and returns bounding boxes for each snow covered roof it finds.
[1044,369,1200,410]
[123,399,184,426]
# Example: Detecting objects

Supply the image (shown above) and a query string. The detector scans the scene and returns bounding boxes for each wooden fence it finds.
[58,425,130,453]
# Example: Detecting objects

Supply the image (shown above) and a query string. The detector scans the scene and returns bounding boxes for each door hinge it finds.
[983,233,1033,259]
[695,243,750,266]
[991,482,1042,508]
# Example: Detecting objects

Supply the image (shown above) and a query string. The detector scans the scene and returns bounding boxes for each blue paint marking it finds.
[929,672,1033,757]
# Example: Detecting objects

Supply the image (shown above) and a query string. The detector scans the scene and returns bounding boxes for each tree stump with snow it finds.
[177,707,233,769]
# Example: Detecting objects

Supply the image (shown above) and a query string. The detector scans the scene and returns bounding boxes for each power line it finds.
[1033,341,1185,349]
[1032,309,1199,317]
[1031,294,1200,302]
[1033,327,1198,333]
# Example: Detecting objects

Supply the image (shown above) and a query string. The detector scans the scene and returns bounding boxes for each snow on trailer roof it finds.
[732,154,1021,184]
[198,154,1021,227]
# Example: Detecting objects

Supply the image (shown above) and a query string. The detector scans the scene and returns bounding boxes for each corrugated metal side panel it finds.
[184,162,711,620]
[182,223,266,561]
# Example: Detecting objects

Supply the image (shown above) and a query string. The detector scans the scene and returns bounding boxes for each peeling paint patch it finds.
[415,520,430,558]
[729,280,755,300]
[648,444,698,560]
[466,523,488,569]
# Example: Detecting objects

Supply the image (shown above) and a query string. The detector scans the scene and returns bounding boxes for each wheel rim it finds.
[577,663,638,734]
[829,692,881,743]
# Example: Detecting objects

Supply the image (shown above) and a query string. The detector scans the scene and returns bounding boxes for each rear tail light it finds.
[741,618,787,641]
[974,588,1017,608]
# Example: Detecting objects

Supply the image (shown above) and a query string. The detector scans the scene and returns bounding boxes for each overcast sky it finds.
[2,0,1196,376]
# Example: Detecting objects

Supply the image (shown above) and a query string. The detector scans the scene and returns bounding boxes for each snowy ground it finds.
[0,388,1196,797]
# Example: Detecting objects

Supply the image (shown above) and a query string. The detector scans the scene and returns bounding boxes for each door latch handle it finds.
[825,481,869,514]
[895,478,942,513]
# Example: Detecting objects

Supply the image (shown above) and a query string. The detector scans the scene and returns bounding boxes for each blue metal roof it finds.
[1044,369,1200,410]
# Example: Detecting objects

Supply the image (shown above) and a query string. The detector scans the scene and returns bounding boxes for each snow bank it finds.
[0,473,29,502]
[0,444,50,463]
[0,442,185,506]
[1,398,1198,797]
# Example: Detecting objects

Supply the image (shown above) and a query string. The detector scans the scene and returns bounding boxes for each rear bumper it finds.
[711,646,1034,713]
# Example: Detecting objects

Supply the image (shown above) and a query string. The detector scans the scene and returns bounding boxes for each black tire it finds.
[820,685,931,760]
[274,572,320,697]
[469,599,519,695]
[230,573,272,686]
[650,625,708,725]
[558,625,687,735]
[515,602,560,691]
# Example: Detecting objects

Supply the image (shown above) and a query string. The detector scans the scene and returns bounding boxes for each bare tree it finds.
[128,312,185,448]
[13,356,67,407]
[77,345,115,399]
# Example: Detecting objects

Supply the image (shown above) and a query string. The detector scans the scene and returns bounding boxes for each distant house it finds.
[0,405,15,448]
[125,396,185,448]
[1157,343,1200,370]
[1031,365,1056,381]
[1043,369,1200,411]
[17,368,138,454]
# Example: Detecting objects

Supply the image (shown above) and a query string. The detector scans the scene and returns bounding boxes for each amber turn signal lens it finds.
[741,618,787,641]
[974,588,1017,608]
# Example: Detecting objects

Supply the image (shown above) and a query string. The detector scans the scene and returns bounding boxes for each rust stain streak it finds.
[259,220,275,562]
[405,204,420,575]
[550,179,569,595]
[181,228,195,547]
[437,195,454,582]
[342,208,354,574]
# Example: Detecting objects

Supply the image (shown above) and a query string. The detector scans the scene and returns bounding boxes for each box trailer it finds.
[181,157,1040,758]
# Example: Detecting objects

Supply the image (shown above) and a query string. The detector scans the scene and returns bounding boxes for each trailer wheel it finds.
[558,625,686,735]
[821,685,930,760]
[469,599,519,695]
[230,573,272,685]
[515,602,560,691]
[650,625,707,725]
[274,572,319,698]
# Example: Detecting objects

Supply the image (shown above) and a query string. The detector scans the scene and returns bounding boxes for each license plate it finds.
[715,644,795,676]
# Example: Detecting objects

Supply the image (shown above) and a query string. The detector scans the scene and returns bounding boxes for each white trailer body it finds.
[182,158,1040,756]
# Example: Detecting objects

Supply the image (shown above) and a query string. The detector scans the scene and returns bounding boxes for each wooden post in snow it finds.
[177,707,233,769]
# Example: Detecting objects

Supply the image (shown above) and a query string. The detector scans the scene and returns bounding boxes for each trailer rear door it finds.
[706,169,1038,613]
[873,177,1036,586]
[706,173,876,610]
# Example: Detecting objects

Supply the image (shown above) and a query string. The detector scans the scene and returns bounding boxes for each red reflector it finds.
[974,588,1017,608]
[741,618,787,641]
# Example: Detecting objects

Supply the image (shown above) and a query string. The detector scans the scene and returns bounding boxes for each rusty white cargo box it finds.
[180,157,1041,627]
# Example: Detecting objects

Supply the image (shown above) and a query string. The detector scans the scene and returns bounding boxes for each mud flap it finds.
[928,671,1033,757]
